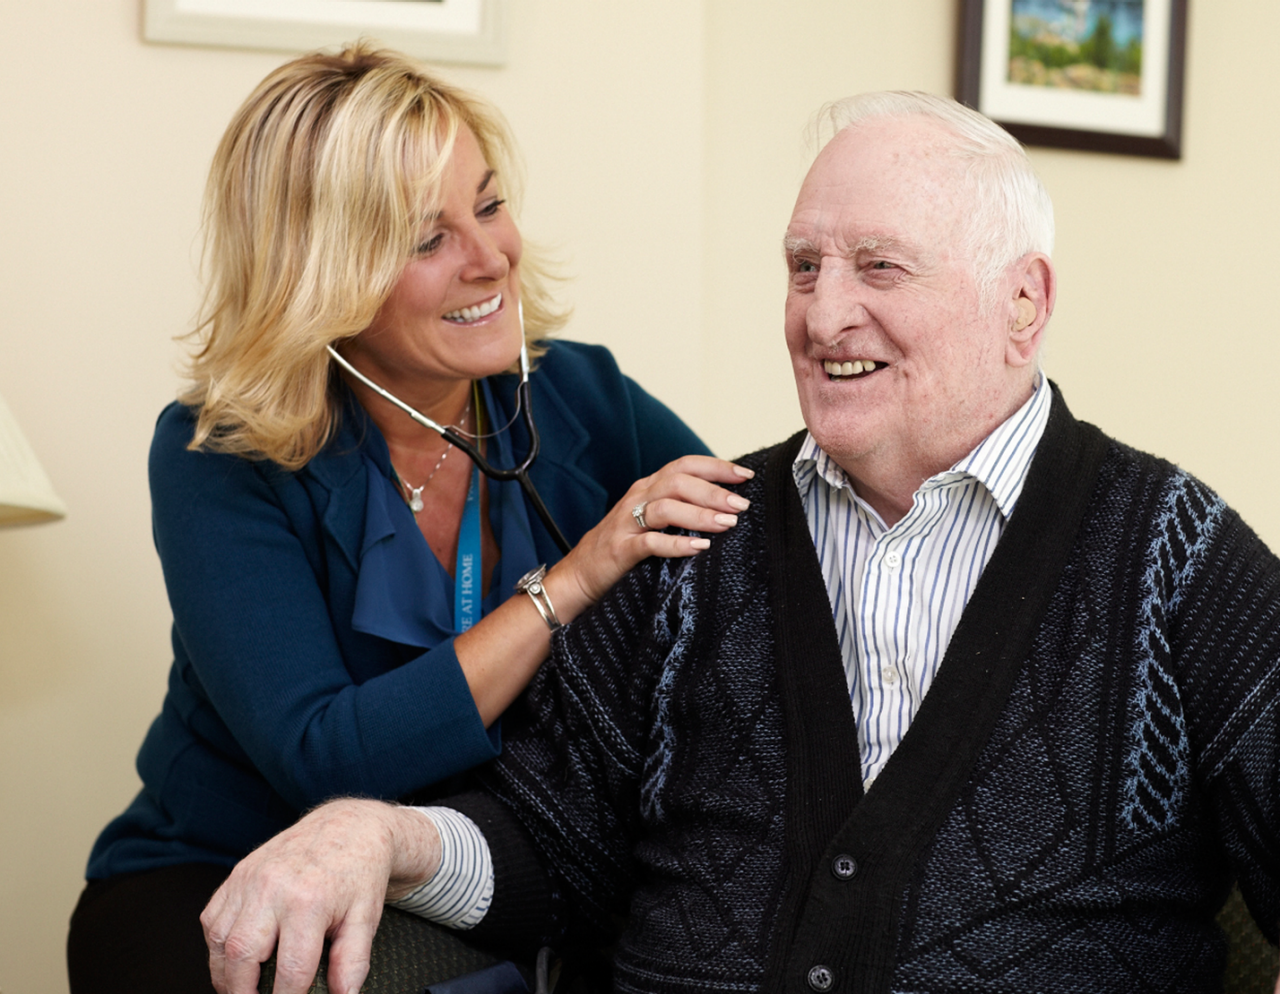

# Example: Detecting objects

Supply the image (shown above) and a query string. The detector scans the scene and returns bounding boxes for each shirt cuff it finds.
[387,806,494,930]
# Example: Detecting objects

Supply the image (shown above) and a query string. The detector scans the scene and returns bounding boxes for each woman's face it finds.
[349,125,524,396]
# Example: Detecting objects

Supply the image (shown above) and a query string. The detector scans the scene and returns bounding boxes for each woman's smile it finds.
[443,292,504,324]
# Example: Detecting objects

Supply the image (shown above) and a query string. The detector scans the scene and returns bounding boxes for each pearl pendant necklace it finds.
[395,388,473,515]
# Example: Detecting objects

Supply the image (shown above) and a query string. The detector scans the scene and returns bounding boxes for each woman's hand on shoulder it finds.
[202,798,441,994]
[548,455,754,615]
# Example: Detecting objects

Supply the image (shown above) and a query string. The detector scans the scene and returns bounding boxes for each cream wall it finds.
[1,2,1275,991]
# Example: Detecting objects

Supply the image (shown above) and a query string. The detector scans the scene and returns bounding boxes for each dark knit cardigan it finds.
[451,390,1280,993]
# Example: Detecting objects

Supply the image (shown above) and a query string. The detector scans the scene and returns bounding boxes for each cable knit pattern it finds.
[458,390,1280,994]
[1122,471,1224,836]
[462,458,788,990]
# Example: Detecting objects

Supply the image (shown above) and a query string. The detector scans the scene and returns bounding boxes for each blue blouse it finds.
[354,378,540,650]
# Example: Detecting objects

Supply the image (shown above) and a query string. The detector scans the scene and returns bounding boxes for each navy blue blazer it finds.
[87,341,711,877]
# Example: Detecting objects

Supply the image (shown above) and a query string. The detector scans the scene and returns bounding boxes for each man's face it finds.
[784,117,1029,492]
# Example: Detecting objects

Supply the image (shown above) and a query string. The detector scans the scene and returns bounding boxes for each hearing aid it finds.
[1014,298,1036,331]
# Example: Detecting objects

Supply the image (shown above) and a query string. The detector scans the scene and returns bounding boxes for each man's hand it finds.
[201,799,442,994]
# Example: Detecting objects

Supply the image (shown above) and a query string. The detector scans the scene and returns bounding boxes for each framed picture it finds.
[144,0,507,67]
[958,0,1187,158]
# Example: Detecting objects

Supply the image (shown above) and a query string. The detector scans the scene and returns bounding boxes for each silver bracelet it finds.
[515,564,562,631]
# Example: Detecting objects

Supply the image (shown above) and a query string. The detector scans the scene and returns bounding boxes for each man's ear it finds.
[1005,253,1056,368]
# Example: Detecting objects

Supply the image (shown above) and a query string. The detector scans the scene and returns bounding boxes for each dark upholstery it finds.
[258,906,499,994]
[1219,885,1279,994]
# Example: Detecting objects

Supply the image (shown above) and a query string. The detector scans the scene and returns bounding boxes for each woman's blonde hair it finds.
[182,41,566,469]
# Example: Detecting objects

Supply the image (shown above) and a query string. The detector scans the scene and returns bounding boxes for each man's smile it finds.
[823,359,885,380]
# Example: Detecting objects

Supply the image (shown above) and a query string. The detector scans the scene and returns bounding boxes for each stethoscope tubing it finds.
[326,341,572,555]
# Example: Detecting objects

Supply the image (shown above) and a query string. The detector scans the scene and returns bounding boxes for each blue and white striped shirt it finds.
[390,806,494,928]
[792,374,1052,786]
[400,374,1052,925]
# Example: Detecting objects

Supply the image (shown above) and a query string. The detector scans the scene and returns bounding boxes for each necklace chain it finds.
[395,388,474,514]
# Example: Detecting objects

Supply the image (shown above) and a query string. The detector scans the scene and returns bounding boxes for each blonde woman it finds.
[67,43,748,993]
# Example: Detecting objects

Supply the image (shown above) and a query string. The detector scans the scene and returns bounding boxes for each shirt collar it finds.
[950,372,1051,517]
[792,373,1052,522]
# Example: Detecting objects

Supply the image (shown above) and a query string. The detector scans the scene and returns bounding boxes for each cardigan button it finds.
[832,853,858,880]
[807,964,835,991]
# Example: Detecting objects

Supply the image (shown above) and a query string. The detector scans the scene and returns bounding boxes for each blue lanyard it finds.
[454,385,484,632]
[454,461,482,632]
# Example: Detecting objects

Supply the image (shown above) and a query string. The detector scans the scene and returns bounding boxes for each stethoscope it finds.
[325,307,572,554]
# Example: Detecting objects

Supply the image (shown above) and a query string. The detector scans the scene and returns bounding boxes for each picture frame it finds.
[144,0,507,67]
[957,0,1188,159]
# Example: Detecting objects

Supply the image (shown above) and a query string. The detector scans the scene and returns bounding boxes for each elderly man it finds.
[204,93,1280,994]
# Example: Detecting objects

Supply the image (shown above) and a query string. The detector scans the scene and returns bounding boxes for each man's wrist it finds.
[387,807,493,929]
[381,803,442,901]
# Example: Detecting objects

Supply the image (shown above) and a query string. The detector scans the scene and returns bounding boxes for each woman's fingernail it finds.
[690,537,711,550]
[728,495,750,511]
[714,513,739,527]
[733,465,756,478]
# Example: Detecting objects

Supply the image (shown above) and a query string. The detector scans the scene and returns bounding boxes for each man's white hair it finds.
[814,92,1055,307]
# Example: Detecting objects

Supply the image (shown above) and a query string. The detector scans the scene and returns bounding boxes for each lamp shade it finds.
[0,389,67,526]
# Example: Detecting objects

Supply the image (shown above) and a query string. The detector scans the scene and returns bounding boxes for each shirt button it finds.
[881,665,899,685]
[832,854,858,880]
[884,551,901,569]
[808,965,835,992]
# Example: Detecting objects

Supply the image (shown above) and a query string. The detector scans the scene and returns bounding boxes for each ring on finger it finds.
[631,501,650,530]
